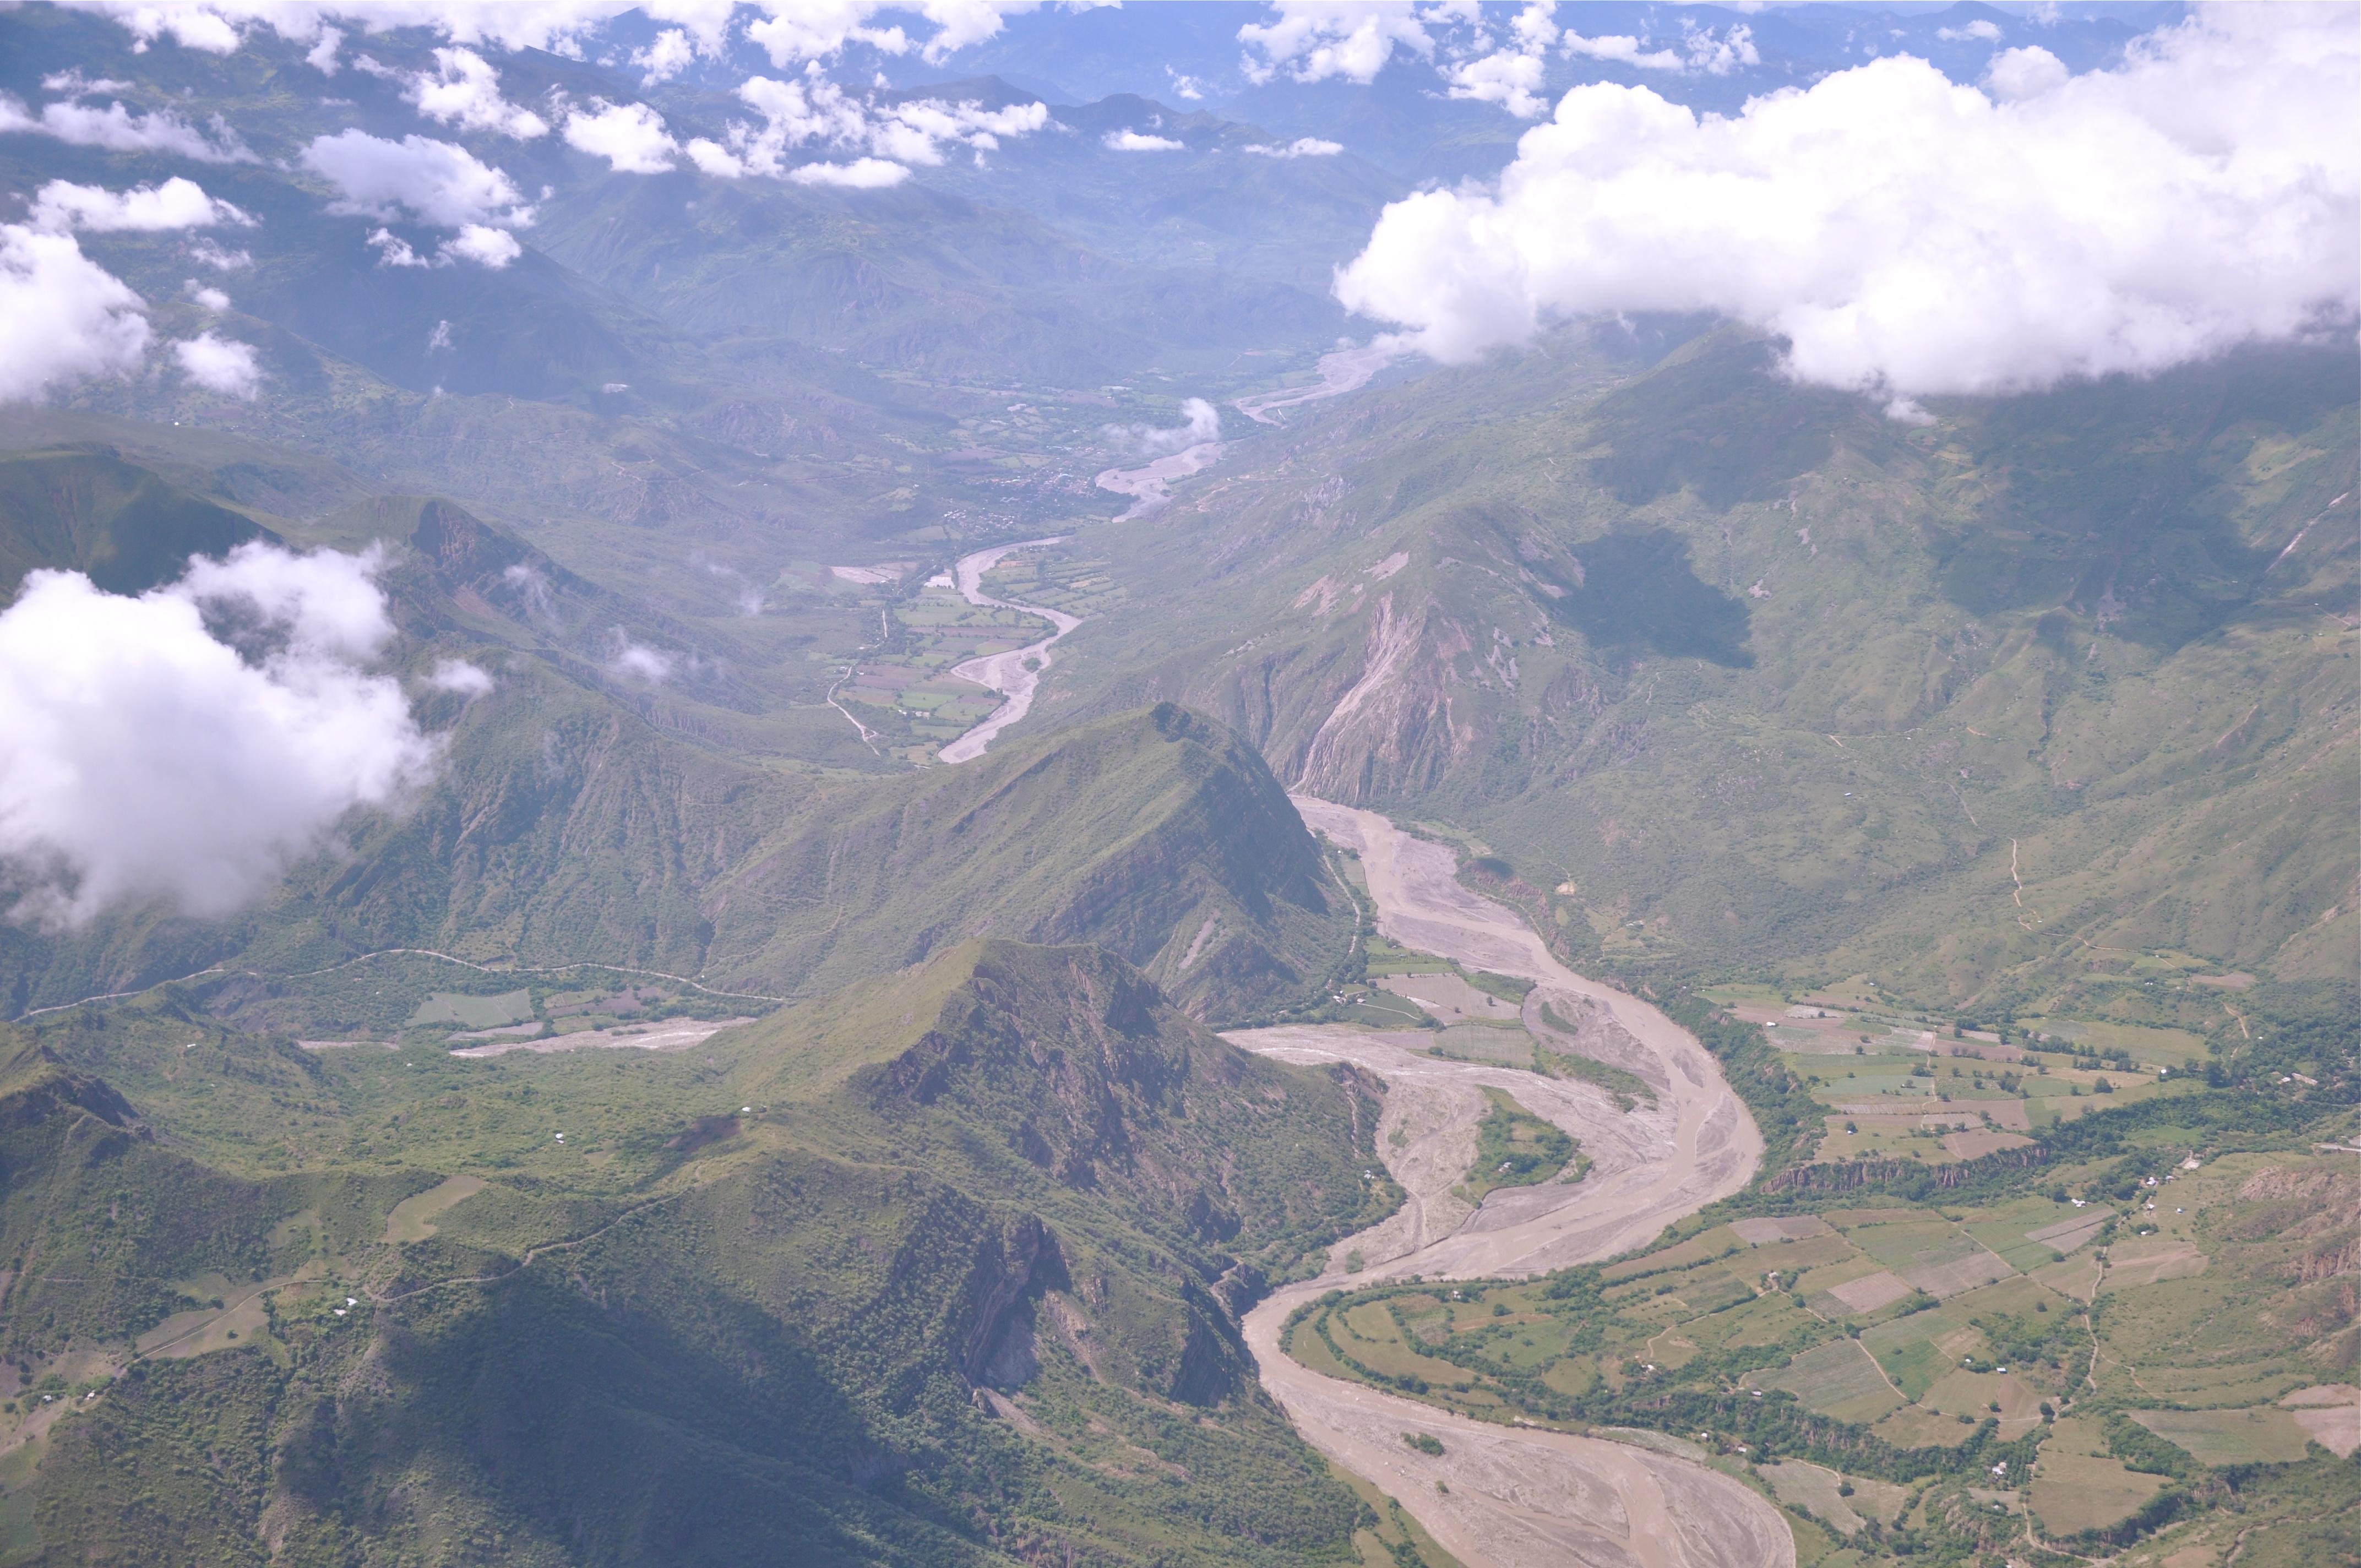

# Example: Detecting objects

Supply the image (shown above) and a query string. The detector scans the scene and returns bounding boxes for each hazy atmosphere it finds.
[0,3,2353,1566]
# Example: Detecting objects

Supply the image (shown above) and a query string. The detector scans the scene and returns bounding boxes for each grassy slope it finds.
[0,448,1345,1028]
[1055,330,2358,1012]
[0,467,806,1015]
[704,703,1355,1020]
[0,940,1397,1567]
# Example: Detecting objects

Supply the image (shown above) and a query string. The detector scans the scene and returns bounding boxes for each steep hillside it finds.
[705,703,1355,1021]
[0,943,1395,1567]
[0,471,801,1017]
[1057,332,2358,1012]
[0,452,274,598]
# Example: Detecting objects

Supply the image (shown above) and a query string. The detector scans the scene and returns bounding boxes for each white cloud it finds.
[633,26,698,84]
[380,46,550,139]
[27,177,253,234]
[0,225,150,404]
[688,75,1043,184]
[745,0,1030,68]
[427,318,453,350]
[1445,1,1562,116]
[1105,128,1183,151]
[1106,396,1221,456]
[0,542,437,927]
[186,237,253,269]
[426,657,493,695]
[185,279,231,310]
[607,637,674,681]
[1239,1,1434,85]
[1985,44,2070,101]
[0,91,253,162]
[1336,6,2361,404]
[41,70,132,95]
[1560,31,1682,72]
[438,222,520,267]
[1446,44,1550,117]
[1678,21,1759,77]
[302,129,534,230]
[1167,69,1209,101]
[563,98,678,172]
[787,157,909,188]
[88,0,244,52]
[366,226,427,267]
[306,24,344,72]
[1940,19,2005,44]
[1244,136,1343,158]
[73,2,747,61]
[173,329,262,397]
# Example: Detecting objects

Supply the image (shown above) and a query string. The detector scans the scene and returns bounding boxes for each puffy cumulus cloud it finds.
[1244,135,1342,158]
[1674,20,1759,77]
[186,279,232,310]
[0,542,437,927]
[40,70,132,95]
[786,157,908,189]
[606,636,674,682]
[360,45,549,138]
[1445,0,1559,117]
[71,2,744,60]
[1336,6,2360,406]
[75,1,1036,78]
[1105,396,1221,457]
[1239,1,1435,85]
[1104,128,1182,151]
[439,222,522,266]
[1985,44,2069,101]
[365,226,428,267]
[173,329,262,396]
[685,74,1043,184]
[562,98,678,172]
[745,0,1032,69]
[632,26,698,84]
[1554,19,1758,75]
[302,129,535,260]
[0,224,151,403]
[1446,43,1549,117]
[187,237,253,269]
[1558,31,1680,71]
[363,229,521,272]
[426,657,493,695]
[0,90,253,162]
[0,175,238,401]
[1940,19,2005,44]
[26,176,254,234]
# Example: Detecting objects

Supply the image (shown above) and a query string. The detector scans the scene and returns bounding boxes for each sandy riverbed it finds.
[1223,798,1782,1568]
[938,537,1081,765]
[1233,340,1401,424]
[1093,440,1223,519]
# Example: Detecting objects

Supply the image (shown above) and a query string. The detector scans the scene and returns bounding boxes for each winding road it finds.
[1225,798,1784,1568]
[939,538,1081,764]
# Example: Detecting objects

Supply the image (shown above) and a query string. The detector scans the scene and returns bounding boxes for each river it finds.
[938,538,1082,765]
[1225,798,1787,1568]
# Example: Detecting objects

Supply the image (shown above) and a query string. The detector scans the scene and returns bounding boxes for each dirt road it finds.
[1226,798,1781,1568]
[939,538,1081,764]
